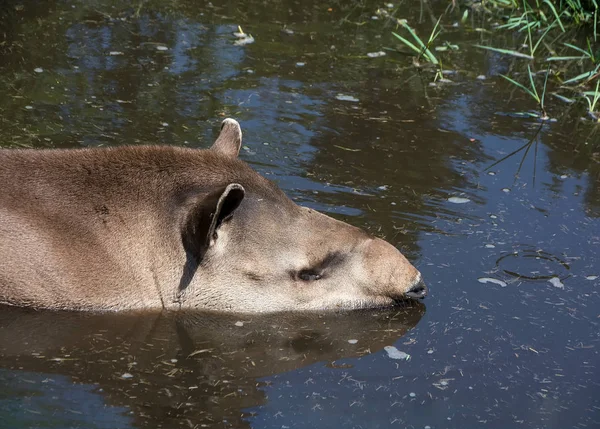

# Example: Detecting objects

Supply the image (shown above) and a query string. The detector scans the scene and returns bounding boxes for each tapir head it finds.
[178,119,426,312]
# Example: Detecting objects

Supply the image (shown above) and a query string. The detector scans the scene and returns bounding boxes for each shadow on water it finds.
[0,303,425,428]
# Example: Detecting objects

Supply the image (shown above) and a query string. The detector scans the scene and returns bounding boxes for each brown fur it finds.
[0,119,425,312]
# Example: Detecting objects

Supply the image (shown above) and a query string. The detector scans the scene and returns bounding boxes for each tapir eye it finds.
[298,270,322,281]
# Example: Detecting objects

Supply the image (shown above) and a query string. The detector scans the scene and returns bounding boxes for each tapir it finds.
[0,119,426,312]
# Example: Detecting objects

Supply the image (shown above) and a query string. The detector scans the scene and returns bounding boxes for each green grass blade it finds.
[563,42,592,57]
[546,55,587,61]
[428,16,443,44]
[461,9,469,24]
[589,80,600,111]
[563,69,596,84]
[532,20,556,54]
[540,66,550,109]
[400,22,428,50]
[543,0,566,32]
[527,65,540,102]
[400,22,439,64]
[392,32,422,56]
[500,74,538,101]
[474,44,534,59]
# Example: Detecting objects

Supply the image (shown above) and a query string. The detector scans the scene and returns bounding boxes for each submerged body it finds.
[0,119,426,312]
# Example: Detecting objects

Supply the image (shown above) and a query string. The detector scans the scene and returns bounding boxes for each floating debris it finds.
[234,321,244,327]
[502,188,511,193]
[233,25,255,46]
[34,67,43,73]
[24,105,33,110]
[548,277,564,289]
[478,277,507,287]
[335,94,359,102]
[384,345,411,360]
[476,75,487,80]
[121,373,134,379]
[409,392,416,397]
[296,62,305,67]
[485,244,496,248]
[234,35,255,46]
[348,339,358,344]
[109,51,124,56]
[433,379,452,390]
[367,51,386,58]
[156,46,168,51]
[448,197,470,204]
[585,275,598,280]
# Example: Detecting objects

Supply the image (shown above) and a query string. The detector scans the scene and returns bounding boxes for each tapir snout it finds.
[0,118,426,312]
[361,237,427,301]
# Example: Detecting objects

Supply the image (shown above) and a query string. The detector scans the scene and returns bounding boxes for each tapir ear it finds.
[183,184,245,261]
[211,118,242,158]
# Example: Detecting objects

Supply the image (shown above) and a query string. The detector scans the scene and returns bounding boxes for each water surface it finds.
[0,0,599,428]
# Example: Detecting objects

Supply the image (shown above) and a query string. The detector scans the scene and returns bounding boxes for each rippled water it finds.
[0,0,599,428]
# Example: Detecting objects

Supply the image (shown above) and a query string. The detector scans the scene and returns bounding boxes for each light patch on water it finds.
[478,277,507,287]
[335,94,359,102]
[448,197,471,204]
[548,277,565,289]
[384,346,410,360]
[234,35,255,46]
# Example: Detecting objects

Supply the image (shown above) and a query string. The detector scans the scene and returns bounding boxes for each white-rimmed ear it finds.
[182,184,245,262]
[211,118,242,158]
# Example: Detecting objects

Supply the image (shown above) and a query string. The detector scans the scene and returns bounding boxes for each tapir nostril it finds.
[406,280,428,299]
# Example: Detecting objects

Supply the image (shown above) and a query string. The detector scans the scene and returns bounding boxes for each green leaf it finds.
[527,65,540,101]
[399,22,439,64]
[546,55,587,61]
[543,0,566,32]
[392,32,422,56]
[563,42,592,57]
[474,44,534,59]
[500,74,539,102]
[563,65,599,84]
[461,9,469,23]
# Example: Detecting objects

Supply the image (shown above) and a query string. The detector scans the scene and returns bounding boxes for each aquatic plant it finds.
[391,16,442,65]
[583,80,600,121]
[500,65,551,119]
[468,0,600,122]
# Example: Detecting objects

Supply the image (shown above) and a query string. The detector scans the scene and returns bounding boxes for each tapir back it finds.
[0,147,241,310]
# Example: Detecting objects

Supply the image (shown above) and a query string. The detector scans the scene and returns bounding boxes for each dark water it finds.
[0,0,599,428]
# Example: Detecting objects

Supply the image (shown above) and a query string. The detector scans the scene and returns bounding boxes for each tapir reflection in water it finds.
[0,119,427,312]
